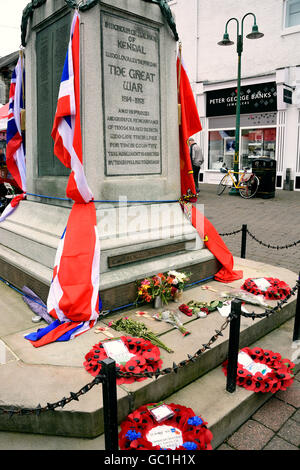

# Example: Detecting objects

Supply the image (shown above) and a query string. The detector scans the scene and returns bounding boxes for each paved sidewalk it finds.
[200,185,300,450]
[199,184,300,274]
[217,372,300,450]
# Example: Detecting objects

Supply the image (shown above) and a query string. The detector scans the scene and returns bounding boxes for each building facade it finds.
[169,0,300,190]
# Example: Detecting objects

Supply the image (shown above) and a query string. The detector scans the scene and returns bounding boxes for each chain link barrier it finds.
[0,374,105,418]
[1,278,298,418]
[220,225,300,250]
[219,228,242,237]
[246,228,300,250]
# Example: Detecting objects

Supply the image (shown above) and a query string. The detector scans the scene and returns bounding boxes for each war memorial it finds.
[0,0,298,451]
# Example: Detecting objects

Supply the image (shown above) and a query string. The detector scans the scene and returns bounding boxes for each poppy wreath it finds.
[119,403,213,450]
[241,277,291,300]
[222,346,295,393]
[83,336,162,385]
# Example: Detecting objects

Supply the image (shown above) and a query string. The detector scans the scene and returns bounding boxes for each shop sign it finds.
[206,82,277,117]
[283,88,292,104]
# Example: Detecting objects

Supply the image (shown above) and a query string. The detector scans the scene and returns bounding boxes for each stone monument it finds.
[0,0,220,309]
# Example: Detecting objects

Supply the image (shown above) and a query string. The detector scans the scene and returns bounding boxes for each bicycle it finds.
[217,167,259,199]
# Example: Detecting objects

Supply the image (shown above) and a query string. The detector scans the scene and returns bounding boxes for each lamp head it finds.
[217,33,234,46]
[246,24,264,39]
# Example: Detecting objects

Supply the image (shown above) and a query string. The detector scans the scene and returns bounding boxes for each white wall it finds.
[170,0,300,84]
[169,0,300,188]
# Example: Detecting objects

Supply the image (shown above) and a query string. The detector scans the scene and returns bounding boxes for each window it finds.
[241,128,276,169]
[208,127,276,170]
[284,0,300,28]
[208,129,235,170]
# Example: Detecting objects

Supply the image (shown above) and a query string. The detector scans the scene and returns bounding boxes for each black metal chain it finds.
[0,374,105,418]
[116,316,231,380]
[246,229,300,250]
[219,225,300,249]
[0,317,231,417]
[1,280,297,417]
[219,228,242,237]
[240,279,299,320]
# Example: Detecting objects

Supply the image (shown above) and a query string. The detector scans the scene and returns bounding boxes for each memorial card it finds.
[146,425,183,450]
[103,339,135,365]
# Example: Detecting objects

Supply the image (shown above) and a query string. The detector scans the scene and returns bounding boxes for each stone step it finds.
[164,316,300,450]
[0,257,298,446]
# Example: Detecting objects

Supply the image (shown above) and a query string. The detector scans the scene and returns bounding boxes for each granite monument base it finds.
[0,200,220,310]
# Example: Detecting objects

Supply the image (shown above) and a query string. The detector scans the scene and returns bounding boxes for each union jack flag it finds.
[25,202,101,347]
[6,52,26,192]
[25,11,101,347]
[51,10,93,204]
[0,52,26,223]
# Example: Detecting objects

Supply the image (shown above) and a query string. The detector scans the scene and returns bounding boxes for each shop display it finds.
[118,403,213,450]
[222,346,295,393]
[84,336,163,385]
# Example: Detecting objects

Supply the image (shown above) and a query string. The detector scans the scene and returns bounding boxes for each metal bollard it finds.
[226,299,242,393]
[293,272,300,342]
[241,224,247,259]
[101,358,119,451]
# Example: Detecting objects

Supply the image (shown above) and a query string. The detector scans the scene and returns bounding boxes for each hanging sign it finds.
[206,82,277,117]
[283,88,293,104]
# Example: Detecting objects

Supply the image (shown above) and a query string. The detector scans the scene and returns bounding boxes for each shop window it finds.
[241,128,276,169]
[208,129,235,170]
[284,0,300,28]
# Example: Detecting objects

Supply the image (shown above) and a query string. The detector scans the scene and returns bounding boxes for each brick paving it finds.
[201,184,300,450]
[198,184,300,273]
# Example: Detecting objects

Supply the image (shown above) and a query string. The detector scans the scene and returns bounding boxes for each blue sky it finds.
[0,0,29,57]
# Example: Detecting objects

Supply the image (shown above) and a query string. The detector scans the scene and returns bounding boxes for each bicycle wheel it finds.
[239,174,259,199]
[217,174,231,195]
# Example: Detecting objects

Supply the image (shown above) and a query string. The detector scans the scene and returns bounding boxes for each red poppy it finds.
[241,277,291,300]
[179,304,193,316]
[119,403,213,450]
[222,347,295,394]
[84,336,163,385]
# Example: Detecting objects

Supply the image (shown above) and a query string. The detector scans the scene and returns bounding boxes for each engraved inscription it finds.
[101,12,161,176]
[108,242,185,268]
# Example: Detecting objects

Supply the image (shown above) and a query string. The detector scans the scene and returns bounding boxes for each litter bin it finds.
[252,157,276,198]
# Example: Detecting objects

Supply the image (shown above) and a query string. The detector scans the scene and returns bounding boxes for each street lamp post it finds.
[218,13,264,194]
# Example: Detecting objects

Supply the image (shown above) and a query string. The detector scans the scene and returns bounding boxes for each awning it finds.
[0,103,9,131]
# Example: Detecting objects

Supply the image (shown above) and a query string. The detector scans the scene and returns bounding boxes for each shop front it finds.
[200,80,282,186]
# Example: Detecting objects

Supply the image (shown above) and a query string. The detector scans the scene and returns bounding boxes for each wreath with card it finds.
[241,277,291,300]
[83,336,162,385]
[222,346,295,393]
[118,403,213,450]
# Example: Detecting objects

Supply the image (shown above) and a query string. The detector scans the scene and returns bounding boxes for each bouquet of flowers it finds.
[108,316,174,353]
[167,270,190,291]
[153,309,190,336]
[136,271,190,305]
[187,299,224,317]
